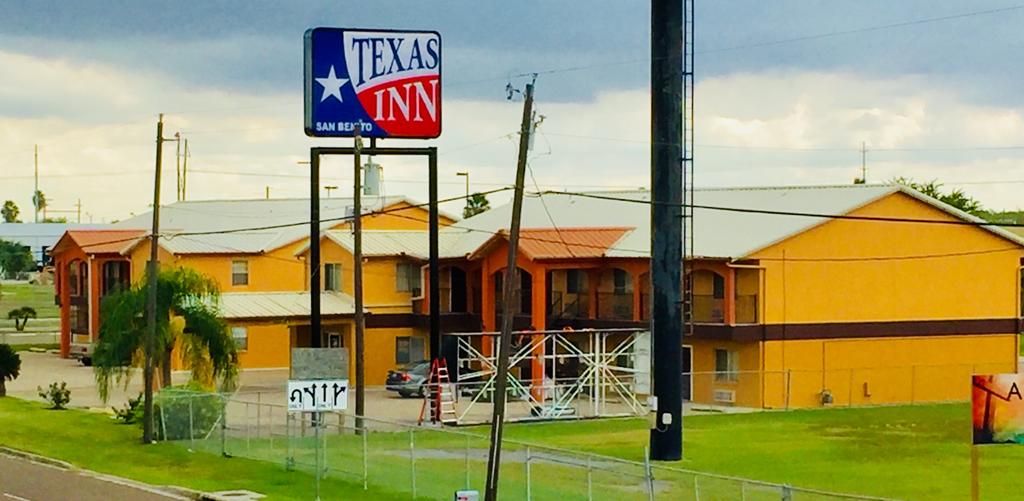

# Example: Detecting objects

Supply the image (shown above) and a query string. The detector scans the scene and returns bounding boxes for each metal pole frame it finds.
[308,145,442,420]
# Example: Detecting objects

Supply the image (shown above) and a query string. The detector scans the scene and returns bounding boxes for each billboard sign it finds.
[304,28,442,138]
[972,374,1024,444]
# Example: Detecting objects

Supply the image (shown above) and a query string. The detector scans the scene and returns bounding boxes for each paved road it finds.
[0,454,184,501]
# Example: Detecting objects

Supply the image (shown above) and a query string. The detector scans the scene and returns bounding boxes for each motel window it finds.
[566,269,582,294]
[396,336,425,365]
[396,262,422,295]
[714,349,739,382]
[712,273,725,299]
[231,260,249,286]
[613,269,628,295]
[1019,268,1024,317]
[231,326,248,351]
[325,263,342,292]
[101,261,131,297]
[68,261,80,296]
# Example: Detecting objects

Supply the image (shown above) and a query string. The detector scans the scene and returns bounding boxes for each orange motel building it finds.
[51,185,1023,408]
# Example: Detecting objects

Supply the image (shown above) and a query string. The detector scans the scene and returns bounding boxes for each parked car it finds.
[386,361,430,398]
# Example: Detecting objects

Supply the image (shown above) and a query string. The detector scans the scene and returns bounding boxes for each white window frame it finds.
[714,348,739,382]
[325,263,342,292]
[231,326,248,351]
[396,262,422,294]
[231,260,249,286]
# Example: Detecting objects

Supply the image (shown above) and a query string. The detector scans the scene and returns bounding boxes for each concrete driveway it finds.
[8,352,426,423]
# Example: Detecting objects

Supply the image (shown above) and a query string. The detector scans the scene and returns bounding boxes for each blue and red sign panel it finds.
[304,28,442,138]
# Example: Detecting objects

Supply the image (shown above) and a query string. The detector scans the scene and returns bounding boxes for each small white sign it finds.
[287,379,349,412]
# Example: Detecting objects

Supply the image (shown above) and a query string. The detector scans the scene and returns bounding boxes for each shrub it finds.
[37,381,71,409]
[150,381,224,441]
[0,344,20,397]
[112,393,143,424]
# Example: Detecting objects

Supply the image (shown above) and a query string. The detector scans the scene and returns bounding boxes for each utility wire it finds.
[540,190,1024,228]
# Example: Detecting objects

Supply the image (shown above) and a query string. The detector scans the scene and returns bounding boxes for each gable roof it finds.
[114,195,449,255]
[468,227,633,260]
[51,229,146,256]
[453,184,1024,260]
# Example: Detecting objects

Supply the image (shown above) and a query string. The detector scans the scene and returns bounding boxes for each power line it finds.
[538,190,1024,228]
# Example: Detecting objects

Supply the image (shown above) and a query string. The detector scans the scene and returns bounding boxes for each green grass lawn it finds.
[496,404,1024,500]
[10,343,59,352]
[0,398,405,501]
[0,282,59,324]
[4,396,1023,500]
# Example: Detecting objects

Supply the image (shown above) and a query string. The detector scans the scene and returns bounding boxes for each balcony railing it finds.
[689,294,725,323]
[597,292,634,320]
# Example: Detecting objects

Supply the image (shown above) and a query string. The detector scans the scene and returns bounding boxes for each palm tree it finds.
[7,307,37,332]
[93,267,238,404]
[0,344,21,397]
[1,201,19,223]
[463,192,491,219]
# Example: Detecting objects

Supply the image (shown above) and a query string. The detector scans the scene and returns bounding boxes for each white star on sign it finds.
[315,65,348,103]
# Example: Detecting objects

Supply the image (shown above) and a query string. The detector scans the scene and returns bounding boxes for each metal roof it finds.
[51,229,146,255]
[293,229,468,259]
[114,195,450,255]
[469,227,633,260]
[452,184,1024,259]
[219,291,355,320]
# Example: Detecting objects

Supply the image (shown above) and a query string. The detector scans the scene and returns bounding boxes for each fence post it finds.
[465,433,471,489]
[525,446,532,501]
[741,481,747,501]
[269,405,275,451]
[256,393,262,440]
[781,484,793,501]
[785,370,791,410]
[643,447,654,501]
[245,401,251,453]
[694,474,700,501]
[362,423,368,491]
[409,429,417,499]
[188,395,195,452]
[586,455,593,501]
[220,394,227,457]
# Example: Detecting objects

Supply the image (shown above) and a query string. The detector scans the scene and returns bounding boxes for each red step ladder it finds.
[418,358,458,425]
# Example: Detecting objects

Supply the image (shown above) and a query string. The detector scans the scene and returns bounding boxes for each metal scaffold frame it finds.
[443,328,649,425]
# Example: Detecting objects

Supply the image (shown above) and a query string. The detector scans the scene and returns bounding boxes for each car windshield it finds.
[404,361,430,375]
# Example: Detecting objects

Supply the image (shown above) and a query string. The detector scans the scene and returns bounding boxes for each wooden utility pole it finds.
[861,141,867,183]
[181,139,189,201]
[649,0,685,461]
[484,80,535,501]
[175,133,182,202]
[353,126,366,431]
[143,113,166,444]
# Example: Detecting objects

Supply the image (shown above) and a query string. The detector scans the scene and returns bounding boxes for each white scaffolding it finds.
[444,328,649,425]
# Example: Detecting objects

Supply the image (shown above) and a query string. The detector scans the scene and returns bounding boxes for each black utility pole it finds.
[353,127,365,429]
[143,113,166,444]
[484,80,535,501]
[649,0,685,461]
[310,150,321,347]
[428,144,441,422]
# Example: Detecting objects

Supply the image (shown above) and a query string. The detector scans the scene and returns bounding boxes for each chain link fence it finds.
[156,390,894,501]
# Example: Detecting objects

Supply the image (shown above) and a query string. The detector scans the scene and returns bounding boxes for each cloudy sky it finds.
[2,1,1024,223]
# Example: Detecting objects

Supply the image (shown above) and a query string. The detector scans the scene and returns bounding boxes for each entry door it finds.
[682,345,693,402]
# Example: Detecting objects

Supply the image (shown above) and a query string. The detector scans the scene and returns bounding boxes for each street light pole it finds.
[456,171,469,216]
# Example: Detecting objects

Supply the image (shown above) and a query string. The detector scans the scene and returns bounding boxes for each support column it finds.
[530,265,547,401]
[632,270,643,322]
[724,267,736,325]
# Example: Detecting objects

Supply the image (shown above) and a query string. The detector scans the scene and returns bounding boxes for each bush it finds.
[37,381,71,409]
[0,344,20,397]
[150,382,224,441]
[112,393,143,424]
[7,307,37,332]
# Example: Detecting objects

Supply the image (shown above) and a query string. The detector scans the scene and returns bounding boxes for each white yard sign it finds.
[287,379,349,412]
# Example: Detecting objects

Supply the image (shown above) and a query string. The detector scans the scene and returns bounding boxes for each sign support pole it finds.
[353,127,365,432]
[429,146,441,421]
[310,149,321,348]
